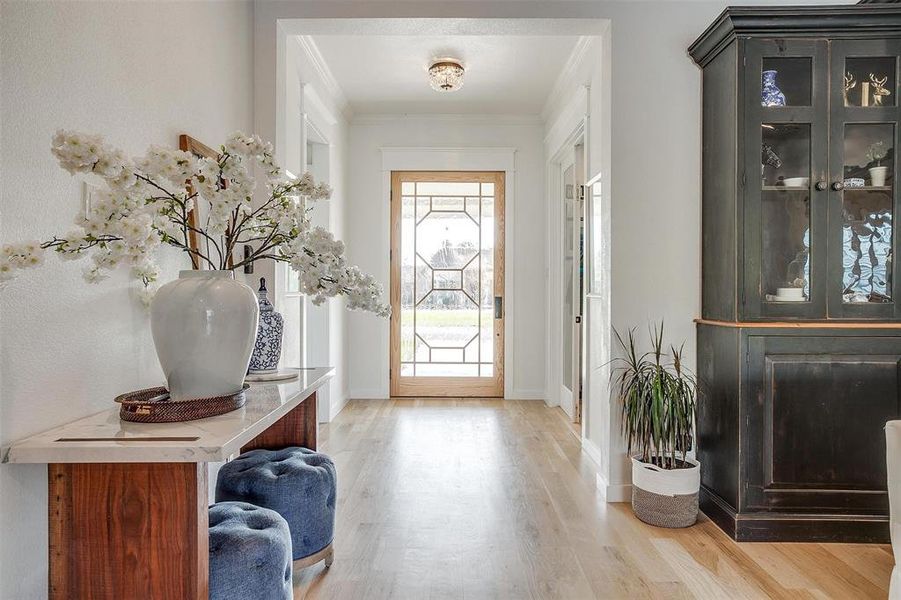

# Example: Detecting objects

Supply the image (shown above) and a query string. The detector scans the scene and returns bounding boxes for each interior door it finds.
[561,150,585,423]
[390,171,505,397]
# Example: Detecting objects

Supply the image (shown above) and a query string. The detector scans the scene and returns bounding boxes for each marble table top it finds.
[2,367,334,464]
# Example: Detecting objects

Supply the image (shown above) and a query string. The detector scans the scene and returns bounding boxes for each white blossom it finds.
[2,130,390,316]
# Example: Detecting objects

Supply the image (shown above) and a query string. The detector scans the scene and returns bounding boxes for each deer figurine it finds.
[870,74,891,106]
[844,72,857,105]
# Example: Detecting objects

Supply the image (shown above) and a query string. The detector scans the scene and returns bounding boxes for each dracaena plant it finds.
[0,130,389,316]
[611,323,697,470]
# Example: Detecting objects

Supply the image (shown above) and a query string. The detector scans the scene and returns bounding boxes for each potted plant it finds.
[866,141,889,187]
[611,323,699,528]
[0,130,389,401]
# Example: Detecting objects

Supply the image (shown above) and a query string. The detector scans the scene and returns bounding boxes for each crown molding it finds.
[352,113,542,126]
[541,36,595,124]
[295,35,353,120]
[689,5,901,67]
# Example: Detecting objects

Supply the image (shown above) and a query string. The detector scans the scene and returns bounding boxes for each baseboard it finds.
[329,394,350,420]
[699,485,890,543]
[509,388,545,400]
[599,477,632,503]
[348,389,388,400]
[581,438,603,465]
[582,439,632,502]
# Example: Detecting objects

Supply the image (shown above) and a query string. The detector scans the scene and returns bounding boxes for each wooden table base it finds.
[48,391,318,600]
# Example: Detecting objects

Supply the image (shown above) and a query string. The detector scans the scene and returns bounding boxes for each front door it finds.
[390,171,505,397]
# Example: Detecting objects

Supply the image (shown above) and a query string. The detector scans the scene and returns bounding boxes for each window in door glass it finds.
[844,57,896,107]
[761,124,811,302]
[761,57,812,107]
[842,123,894,303]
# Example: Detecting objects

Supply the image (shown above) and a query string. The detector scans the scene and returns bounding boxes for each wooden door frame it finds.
[389,170,505,397]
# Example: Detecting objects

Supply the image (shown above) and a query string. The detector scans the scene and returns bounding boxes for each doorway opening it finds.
[389,170,505,397]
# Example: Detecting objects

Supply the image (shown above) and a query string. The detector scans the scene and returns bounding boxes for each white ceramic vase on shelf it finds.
[870,166,889,187]
[150,270,259,401]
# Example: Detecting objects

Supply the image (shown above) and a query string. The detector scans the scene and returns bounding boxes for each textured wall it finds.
[0,1,252,596]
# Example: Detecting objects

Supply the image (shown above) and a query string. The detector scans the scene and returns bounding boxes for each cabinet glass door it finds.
[828,40,900,319]
[744,40,828,319]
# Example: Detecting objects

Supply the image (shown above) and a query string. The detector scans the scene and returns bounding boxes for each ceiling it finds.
[308,35,582,116]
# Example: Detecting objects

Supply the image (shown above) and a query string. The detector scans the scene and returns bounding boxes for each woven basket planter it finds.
[630,455,700,528]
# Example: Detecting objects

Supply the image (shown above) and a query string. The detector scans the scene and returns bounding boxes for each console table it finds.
[3,367,333,600]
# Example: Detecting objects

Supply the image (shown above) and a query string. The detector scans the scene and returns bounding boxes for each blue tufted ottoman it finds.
[209,502,293,600]
[216,447,337,567]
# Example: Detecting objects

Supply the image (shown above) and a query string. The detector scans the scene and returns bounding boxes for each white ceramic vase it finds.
[870,166,889,187]
[150,270,259,401]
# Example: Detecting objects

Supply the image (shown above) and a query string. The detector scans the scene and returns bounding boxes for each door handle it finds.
[815,181,828,191]
[494,296,503,319]
[832,181,845,191]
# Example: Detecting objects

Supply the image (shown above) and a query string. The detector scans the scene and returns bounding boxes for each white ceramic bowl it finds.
[783,177,809,188]
[775,287,805,300]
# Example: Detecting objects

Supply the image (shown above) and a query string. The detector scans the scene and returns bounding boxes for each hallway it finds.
[295,400,893,599]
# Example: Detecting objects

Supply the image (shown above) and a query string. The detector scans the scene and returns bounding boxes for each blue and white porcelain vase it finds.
[761,70,786,107]
[248,277,284,374]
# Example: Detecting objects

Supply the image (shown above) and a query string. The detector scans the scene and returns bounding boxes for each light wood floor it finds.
[294,399,894,599]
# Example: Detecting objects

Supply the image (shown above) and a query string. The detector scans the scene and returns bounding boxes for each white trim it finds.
[598,475,633,503]
[541,37,595,123]
[380,147,517,399]
[349,388,388,400]
[582,437,602,465]
[559,384,574,417]
[544,86,590,148]
[328,393,351,420]
[381,147,517,172]
[295,35,352,120]
[279,18,610,38]
[354,113,542,126]
[545,119,587,417]
[510,389,545,400]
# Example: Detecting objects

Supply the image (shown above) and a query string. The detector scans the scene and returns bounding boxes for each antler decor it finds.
[870,74,891,107]
[843,72,857,105]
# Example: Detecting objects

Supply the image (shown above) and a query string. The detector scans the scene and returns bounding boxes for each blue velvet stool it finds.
[209,502,293,600]
[216,447,337,568]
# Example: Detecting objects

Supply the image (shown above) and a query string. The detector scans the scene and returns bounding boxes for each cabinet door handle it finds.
[815,181,828,191]
[832,181,845,191]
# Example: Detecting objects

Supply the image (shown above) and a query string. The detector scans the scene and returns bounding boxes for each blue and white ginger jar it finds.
[761,70,786,107]
[248,277,284,374]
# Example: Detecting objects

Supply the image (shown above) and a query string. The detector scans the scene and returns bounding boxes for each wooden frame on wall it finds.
[178,134,234,270]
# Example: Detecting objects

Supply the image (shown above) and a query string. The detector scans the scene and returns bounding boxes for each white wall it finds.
[279,35,353,421]
[346,116,546,399]
[540,0,848,499]
[0,1,253,597]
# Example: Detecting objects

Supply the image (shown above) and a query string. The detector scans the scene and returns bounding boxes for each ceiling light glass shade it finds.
[428,60,465,92]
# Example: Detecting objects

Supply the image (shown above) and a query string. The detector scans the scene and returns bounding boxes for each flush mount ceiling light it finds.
[428,59,465,92]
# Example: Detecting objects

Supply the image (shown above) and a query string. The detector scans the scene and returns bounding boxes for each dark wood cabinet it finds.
[690,5,901,542]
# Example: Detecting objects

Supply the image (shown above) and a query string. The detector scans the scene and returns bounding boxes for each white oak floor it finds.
[294,399,894,599]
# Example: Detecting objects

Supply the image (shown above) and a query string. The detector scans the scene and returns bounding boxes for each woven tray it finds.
[115,384,249,423]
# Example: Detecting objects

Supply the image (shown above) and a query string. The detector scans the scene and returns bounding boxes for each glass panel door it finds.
[829,40,900,319]
[390,171,505,397]
[743,39,829,319]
